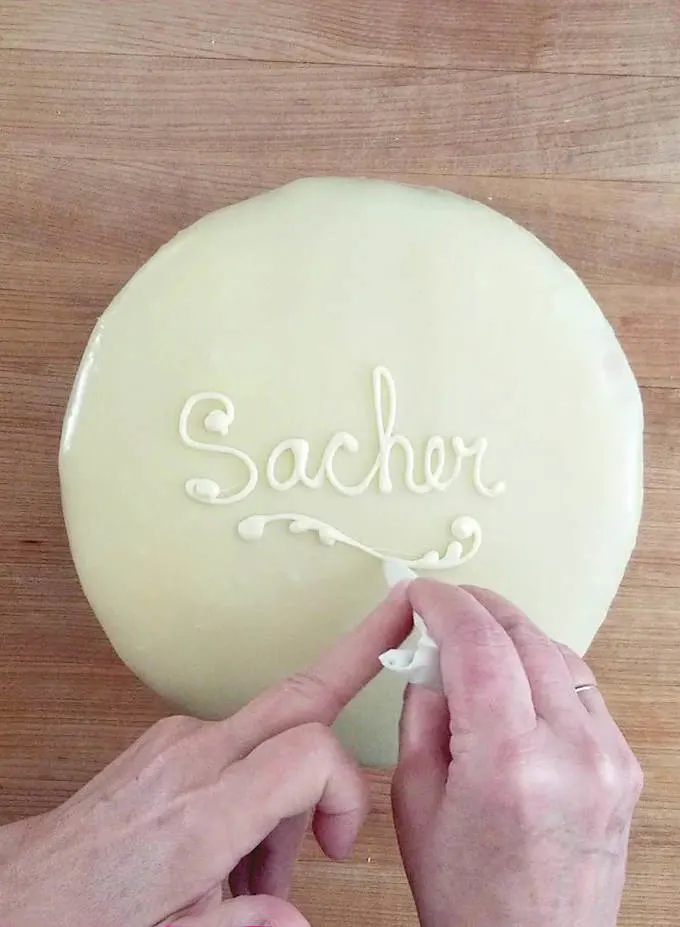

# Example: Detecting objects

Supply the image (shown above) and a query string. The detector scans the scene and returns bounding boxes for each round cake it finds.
[59,177,643,765]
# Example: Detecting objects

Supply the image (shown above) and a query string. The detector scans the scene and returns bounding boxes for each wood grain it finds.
[1,3,678,926]
[2,1,680,76]
[3,52,680,181]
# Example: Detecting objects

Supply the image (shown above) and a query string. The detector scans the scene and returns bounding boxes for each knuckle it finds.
[556,642,594,680]
[494,610,535,640]
[276,721,340,763]
[270,723,363,800]
[592,751,621,793]
[153,713,202,744]
[504,756,546,803]
[489,740,557,812]
[579,734,628,798]
[555,641,582,664]
[458,616,507,651]
[489,734,642,831]
[624,753,645,798]
[280,671,344,719]
[295,720,339,755]
[496,738,537,782]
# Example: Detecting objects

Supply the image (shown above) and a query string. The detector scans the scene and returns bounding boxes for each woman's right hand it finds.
[392,581,643,927]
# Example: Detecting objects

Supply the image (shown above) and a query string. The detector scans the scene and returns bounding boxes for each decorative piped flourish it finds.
[237,513,481,570]
[178,366,505,570]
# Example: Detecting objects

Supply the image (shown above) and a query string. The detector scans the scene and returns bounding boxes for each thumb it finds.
[392,684,449,836]
[171,894,309,927]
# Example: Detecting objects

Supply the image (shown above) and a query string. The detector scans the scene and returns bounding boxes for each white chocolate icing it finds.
[179,392,258,505]
[59,177,643,767]
[236,512,481,570]
[179,366,504,503]
[178,366,502,569]
[451,437,506,498]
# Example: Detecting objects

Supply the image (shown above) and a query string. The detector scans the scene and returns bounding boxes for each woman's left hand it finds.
[0,585,412,927]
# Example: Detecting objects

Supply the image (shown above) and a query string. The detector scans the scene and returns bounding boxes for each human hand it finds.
[0,585,412,927]
[392,581,643,927]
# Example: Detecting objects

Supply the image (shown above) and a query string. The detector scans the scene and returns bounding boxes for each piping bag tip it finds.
[383,559,417,589]
[379,561,443,692]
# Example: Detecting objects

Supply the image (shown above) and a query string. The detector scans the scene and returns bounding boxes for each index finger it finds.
[408,580,536,744]
[223,582,413,757]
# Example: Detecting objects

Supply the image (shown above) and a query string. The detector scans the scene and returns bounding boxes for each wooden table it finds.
[1,3,679,924]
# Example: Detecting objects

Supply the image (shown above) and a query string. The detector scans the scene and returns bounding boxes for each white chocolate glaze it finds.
[59,177,643,767]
